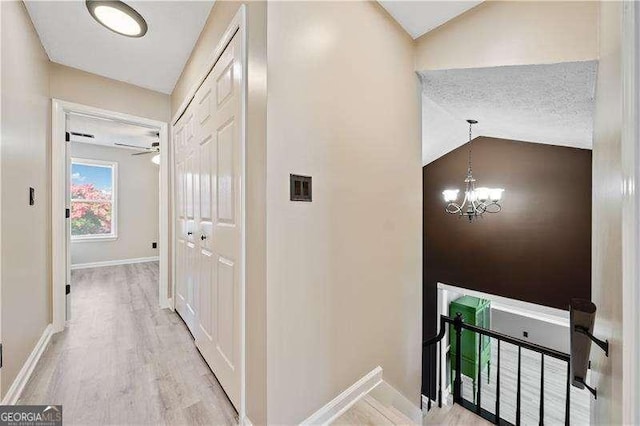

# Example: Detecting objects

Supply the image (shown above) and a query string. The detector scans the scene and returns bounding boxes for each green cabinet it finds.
[449,295,491,398]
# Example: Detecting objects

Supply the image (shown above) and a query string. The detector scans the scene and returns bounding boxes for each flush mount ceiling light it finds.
[442,120,505,221]
[86,1,148,38]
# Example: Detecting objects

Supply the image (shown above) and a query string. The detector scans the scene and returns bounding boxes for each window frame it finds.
[70,157,118,242]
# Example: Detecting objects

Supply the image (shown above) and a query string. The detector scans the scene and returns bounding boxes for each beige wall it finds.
[591,2,623,424]
[0,1,51,397]
[50,63,171,123]
[266,2,421,423]
[414,1,599,71]
[70,143,159,266]
[171,1,268,423]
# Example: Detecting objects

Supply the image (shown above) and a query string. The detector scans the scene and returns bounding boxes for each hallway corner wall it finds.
[591,1,624,424]
[265,2,422,423]
[414,1,599,71]
[49,63,171,123]
[0,0,52,398]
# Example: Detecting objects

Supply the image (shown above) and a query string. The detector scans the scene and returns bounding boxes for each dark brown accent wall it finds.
[422,136,591,393]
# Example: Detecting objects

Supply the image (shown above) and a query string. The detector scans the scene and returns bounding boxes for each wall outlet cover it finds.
[152,242,157,249]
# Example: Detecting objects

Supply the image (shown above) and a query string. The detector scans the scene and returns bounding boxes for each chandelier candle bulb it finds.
[442,120,505,221]
[475,187,490,202]
[443,189,459,202]
[490,188,504,201]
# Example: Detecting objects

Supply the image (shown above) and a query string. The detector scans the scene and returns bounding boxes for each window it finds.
[70,158,117,240]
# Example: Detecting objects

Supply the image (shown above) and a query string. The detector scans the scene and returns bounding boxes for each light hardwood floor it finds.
[424,403,492,426]
[332,395,416,426]
[19,262,238,425]
[332,394,490,426]
[458,340,590,425]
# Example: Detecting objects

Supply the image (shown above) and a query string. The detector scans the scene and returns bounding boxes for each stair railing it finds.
[423,313,572,426]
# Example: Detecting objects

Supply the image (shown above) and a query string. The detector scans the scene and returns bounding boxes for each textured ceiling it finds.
[25,1,214,93]
[420,61,597,165]
[378,1,482,39]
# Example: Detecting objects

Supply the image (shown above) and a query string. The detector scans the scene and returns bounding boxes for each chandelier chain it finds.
[468,121,473,175]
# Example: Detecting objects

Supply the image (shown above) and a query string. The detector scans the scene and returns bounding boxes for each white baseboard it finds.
[301,366,383,425]
[71,256,159,270]
[369,380,422,424]
[2,324,53,405]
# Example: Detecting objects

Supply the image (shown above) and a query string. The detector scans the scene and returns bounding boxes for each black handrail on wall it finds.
[423,313,572,426]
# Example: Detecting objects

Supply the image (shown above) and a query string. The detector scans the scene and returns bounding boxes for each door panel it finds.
[196,33,242,409]
[175,162,186,308]
[174,122,187,317]
[216,120,235,225]
[176,107,198,335]
[216,256,235,369]
[174,31,242,410]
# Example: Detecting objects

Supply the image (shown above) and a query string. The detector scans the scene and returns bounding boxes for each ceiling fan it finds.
[114,141,160,156]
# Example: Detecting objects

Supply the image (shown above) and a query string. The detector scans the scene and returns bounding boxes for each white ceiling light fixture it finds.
[442,120,504,221]
[86,0,148,38]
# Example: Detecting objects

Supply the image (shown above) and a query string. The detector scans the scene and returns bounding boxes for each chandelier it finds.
[442,120,504,221]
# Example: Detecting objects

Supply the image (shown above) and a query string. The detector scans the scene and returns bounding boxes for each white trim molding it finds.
[621,1,639,423]
[437,282,569,324]
[301,366,383,425]
[71,256,159,270]
[1,324,53,405]
[51,99,170,332]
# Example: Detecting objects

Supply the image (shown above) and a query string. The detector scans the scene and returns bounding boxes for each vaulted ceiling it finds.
[378,1,482,39]
[421,61,598,165]
[24,1,214,94]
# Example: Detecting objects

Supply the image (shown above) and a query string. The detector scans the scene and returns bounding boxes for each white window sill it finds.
[71,236,118,243]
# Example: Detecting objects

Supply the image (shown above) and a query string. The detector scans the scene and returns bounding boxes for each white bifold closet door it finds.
[176,102,198,334]
[174,32,242,410]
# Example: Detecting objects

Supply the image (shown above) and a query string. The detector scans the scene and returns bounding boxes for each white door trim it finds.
[621,1,639,423]
[169,5,247,423]
[51,99,170,332]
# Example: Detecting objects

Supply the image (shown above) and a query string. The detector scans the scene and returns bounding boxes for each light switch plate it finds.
[290,174,312,202]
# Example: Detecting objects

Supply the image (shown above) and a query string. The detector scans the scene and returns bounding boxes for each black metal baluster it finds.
[495,339,501,425]
[539,354,545,426]
[565,362,571,426]
[453,313,463,404]
[516,346,522,426]
[477,333,482,415]
[438,339,443,408]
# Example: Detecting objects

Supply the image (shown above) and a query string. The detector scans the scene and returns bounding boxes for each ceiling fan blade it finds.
[115,142,152,150]
[132,151,155,156]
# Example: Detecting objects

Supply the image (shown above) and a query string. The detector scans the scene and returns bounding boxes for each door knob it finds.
[187,231,193,236]
[200,235,207,241]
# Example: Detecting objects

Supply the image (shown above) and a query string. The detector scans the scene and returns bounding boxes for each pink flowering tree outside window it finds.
[70,160,117,239]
